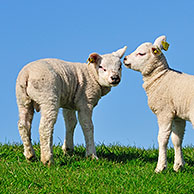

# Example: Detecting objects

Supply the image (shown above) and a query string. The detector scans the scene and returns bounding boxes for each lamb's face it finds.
[97,54,122,87]
[88,46,127,87]
[123,43,156,73]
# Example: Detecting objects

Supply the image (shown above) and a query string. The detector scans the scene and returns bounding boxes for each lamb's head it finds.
[123,35,169,76]
[88,46,127,87]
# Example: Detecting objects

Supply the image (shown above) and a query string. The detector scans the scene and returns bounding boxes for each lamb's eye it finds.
[99,65,106,71]
[138,53,146,56]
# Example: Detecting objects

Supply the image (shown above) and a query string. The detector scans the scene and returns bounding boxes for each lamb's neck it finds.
[101,86,111,96]
[142,60,169,94]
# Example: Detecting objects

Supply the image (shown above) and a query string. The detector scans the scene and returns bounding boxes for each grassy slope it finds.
[0,144,194,193]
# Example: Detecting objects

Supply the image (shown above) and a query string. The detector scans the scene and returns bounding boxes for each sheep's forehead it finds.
[101,54,121,67]
[136,42,152,52]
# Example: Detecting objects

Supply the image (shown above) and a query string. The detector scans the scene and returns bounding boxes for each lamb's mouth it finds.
[110,79,120,86]
[124,62,131,69]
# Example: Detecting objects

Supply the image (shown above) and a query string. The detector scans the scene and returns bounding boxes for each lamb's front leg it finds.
[155,116,173,173]
[78,106,98,159]
[171,118,185,172]
[62,109,77,154]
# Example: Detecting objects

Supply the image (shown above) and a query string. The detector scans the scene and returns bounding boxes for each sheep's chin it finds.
[109,82,119,87]
[100,80,120,87]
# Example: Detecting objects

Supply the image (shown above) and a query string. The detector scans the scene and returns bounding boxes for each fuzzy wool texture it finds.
[16,46,127,165]
[124,35,193,173]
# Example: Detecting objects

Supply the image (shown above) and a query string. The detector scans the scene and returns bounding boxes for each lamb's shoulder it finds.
[144,70,178,114]
[145,69,194,115]
[166,70,194,98]
[74,64,107,109]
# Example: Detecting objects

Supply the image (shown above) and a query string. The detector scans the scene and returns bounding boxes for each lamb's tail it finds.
[16,69,32,108]
[16,69,40,112]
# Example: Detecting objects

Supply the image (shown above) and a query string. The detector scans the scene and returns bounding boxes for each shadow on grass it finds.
[72,145,194,167]
[56,144,159,165]
[2,143,193,167]
[96,144,159,164]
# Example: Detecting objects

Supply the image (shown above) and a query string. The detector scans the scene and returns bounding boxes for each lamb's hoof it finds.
[92,154,98,160]
[87,154,98,160]
[41,156,54,167]
[24,151,36,161]
[173,163,184,172]
[155,166,167,173]
[42,159,54,167]
[26,155,36,162]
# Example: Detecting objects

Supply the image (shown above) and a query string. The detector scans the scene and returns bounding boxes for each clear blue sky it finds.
[1,1,194,148]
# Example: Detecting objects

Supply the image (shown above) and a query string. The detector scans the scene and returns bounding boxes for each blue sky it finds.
[1,1,194,148]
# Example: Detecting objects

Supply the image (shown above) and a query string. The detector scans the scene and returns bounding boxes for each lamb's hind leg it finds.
[62,109,77,154]
[18,104,35,160]
[171,117,186,172]
[39,104,59,166]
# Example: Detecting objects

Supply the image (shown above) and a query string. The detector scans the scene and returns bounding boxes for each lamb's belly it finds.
[176,106,191,121]
[59,80,79,110]
[61,103,77,110]
[177,113,190,121]
[60,95,77,110]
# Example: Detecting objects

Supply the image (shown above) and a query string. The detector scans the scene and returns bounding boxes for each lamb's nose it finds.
[123,56,127,61]
[111,75,120,84]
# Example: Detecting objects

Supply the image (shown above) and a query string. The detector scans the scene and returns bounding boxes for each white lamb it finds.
[16,46,127,165]
[124,35,194,172]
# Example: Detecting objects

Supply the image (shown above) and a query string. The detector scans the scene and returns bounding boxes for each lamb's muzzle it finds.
[110,74,120,85]
[123,56,131,68]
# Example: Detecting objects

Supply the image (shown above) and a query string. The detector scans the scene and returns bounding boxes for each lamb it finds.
[16,46,127,165]
[124,35,194,173]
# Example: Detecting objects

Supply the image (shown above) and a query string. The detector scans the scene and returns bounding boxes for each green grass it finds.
[0,144,194,193]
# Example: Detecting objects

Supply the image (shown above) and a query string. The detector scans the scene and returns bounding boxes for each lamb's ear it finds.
[153,35,170,51]
[112,46,127,58]
[152,46,162,56]
[87,53,101,64]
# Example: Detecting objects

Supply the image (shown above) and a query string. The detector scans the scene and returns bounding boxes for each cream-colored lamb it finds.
[16,46,127,165]
[124,35,194,173]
